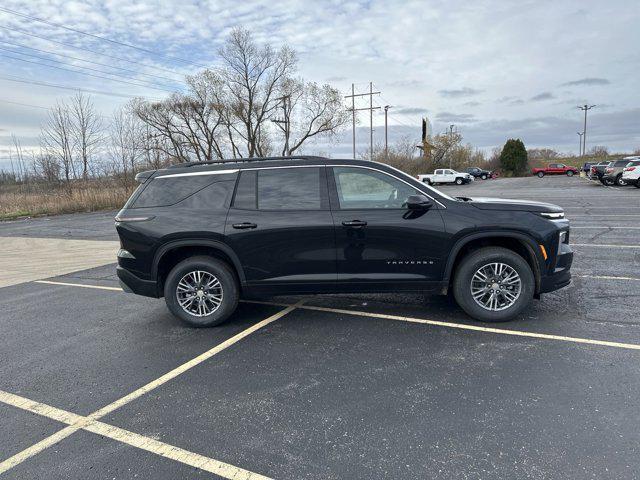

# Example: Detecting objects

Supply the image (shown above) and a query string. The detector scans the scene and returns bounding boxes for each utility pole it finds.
[384,105,392,159]
[577,104,596,157]
[271,95,291,156]
[576,132,584,156]
[448,124,456,168]
[345,83,380,159]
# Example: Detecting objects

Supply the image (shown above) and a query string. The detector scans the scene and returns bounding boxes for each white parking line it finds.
[35,279,123,291]
[571,226,640,230]
[0,298,302,475]
[0,390,272,479]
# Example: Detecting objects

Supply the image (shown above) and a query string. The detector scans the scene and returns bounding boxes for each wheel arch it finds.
[443,232,542,296]
[153,239,245,297]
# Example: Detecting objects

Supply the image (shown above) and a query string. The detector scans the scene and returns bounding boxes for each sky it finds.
[0,0,638,169]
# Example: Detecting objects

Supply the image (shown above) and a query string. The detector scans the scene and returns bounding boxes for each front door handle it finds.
[232,222,257,229]
[342,220,367,228]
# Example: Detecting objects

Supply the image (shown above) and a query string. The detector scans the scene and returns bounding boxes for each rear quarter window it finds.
[131,175,219,208]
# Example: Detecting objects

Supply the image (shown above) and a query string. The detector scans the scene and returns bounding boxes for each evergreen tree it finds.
[499,139,528,176]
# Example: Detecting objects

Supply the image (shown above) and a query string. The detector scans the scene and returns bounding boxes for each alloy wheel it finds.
[470,262,521,311]
[176,270,223,317]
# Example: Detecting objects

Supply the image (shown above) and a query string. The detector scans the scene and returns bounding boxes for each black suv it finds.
[464,167,492,180]
[116,157,573,326]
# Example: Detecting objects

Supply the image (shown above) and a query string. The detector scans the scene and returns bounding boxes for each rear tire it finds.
[615,174,627,186]
[481,174,488,180]
[635,179,640,189]
[164,256,239,327]
[452,247,534,322]
[537,172,544,178]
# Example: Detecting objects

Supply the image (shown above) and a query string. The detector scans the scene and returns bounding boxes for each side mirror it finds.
[406,195,433,210]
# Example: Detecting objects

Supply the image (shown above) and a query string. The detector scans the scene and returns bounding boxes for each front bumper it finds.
[117,266,160,298]
[540,243,573,293]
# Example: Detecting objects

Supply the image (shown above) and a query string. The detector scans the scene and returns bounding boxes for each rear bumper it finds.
[540,244,573,293]
[117,266,160,298]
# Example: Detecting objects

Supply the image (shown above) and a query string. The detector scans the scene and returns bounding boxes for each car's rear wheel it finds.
[615,174,627,186]
[635,179,640,188]
[164,256,238,327]
[455,177,464,185]
[453,247,534,322]
[537,172,544,178]
[566,170,574,177]
[603,177,614,186]
[481,174,488,180]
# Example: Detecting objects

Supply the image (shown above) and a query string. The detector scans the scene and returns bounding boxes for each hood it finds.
[463,197,564,213]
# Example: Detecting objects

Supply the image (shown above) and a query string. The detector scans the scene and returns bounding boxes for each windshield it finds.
[382,163,457,202]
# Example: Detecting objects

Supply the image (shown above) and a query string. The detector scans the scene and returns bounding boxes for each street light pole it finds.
[384,105,391,159]
[577,104,596,156]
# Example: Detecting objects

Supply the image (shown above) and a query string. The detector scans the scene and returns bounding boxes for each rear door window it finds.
[257,167,324,210]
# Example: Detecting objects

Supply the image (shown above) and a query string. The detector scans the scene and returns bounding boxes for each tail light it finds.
[625,167,636,172]
[605,167,613,173]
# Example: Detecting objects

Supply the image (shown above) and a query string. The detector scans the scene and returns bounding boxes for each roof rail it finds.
[167,156,329,169]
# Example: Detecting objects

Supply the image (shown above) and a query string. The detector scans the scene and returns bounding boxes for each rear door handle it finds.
[342,220,367,227]
[232,222,257,229]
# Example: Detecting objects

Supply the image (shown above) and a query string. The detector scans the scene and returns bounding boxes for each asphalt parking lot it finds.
[1,175,639,479]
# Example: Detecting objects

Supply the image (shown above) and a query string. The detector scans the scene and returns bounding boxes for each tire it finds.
[603,177,614,186]
[455,177,464,185]
[164,256,239,327]
[635,179,640,189]
[452,247,535,323]
[537,172,544,178]
[615,174,627,186]
[566,170,574,177]
[481,174,488,180]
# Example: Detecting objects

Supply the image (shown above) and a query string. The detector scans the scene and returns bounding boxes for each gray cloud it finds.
[561,77,610,86]
[462,101,481,107]
[435,112,476,123]
[438,87,483,98]
[395,106,428,115]
[531,92,555,101]
[325,76,347,82]
[387,79,425,88]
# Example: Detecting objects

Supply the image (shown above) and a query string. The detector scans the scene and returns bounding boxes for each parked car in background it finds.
[464,167,493,180]
[621,158,640,188]
[601,157,640,186]
[531,163,579,177]
[589,161,610,181]
[418,169,473,185]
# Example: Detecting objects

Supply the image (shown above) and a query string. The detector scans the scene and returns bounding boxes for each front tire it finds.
[481,174,488,180]
[615,174,627,186]
[455,177,464,185]
[635,179,640,189]
[164,256,239,327]
[452,247,534,322]
[566,170,574,177]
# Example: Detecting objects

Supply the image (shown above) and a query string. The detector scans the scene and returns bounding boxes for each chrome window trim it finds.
[156,169,239,178]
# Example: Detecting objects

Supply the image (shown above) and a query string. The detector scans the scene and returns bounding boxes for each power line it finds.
[0,24,185,77]
[0,74,158,99]
[0,5,208,69]
[0,46,179,91]
[0,98,49,110]
[0,52,176,93]
[0,38,185,86]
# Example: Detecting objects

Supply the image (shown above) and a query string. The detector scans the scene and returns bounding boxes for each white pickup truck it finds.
[418,169,473,185]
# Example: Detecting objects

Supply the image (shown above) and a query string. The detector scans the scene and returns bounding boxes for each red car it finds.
[532,163,579,178]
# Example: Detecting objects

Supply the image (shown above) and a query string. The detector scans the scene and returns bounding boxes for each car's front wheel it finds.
[481,174,488,180]
[566,170,574,177]
[635,179,640,189]
[453,247,534,322]
[164,256,239,327]
[615,174,627,186]
[455,177,464,185]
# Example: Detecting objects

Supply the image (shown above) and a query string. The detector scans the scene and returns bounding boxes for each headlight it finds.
[540,212,564,219]
[559,231,568,244]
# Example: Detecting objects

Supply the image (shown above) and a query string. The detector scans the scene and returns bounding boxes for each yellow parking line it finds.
[0,390,272,479]
[294,304,640,351]
[35,280,123,291]
[578,274,640,282]
[0,301,301,475]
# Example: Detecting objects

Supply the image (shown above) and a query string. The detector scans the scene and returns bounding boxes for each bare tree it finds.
[42,101,75,186]
[70,92,103,179]
[110,105,144,183]
[276,80,350,155]
[32,152,60,184]
[219,27,296,157]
